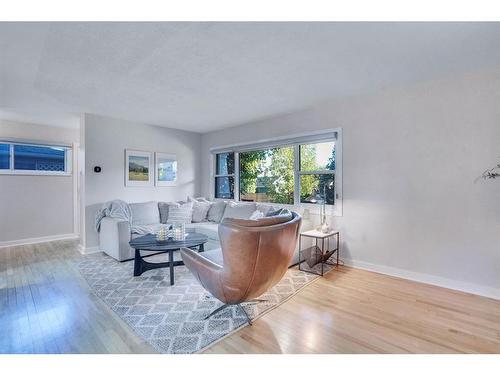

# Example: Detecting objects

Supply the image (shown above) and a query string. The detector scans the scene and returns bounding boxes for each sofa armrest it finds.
[99,217,133,261]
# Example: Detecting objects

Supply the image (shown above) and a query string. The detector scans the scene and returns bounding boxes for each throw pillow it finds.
[187,196,211,222]
[265,207,289,217]
[167,202,194,224]
[249,210,265,220]
[223,213,293,227]
[256,203,275,216]
[158,201,180,224]
[207,200,227,222]
[222,201,257,220]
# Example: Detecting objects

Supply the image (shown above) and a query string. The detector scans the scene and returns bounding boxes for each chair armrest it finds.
[180,247,223,272]
[181,247,226,301]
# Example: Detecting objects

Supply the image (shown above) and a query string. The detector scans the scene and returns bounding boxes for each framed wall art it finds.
[125,149,154,187]
[155,152,177,186]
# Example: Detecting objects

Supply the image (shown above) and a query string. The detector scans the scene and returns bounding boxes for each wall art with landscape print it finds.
[155,152,177,186]
[125,149,153,186]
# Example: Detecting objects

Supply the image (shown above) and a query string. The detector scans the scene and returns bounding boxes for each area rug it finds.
[78,252,329,354]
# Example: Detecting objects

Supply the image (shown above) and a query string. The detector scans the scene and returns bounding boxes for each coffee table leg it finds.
[134,249,142,276]
[169,250,174,285]
[199,243,204,252]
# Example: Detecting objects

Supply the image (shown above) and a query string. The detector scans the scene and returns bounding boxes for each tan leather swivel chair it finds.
[180,211,301,324]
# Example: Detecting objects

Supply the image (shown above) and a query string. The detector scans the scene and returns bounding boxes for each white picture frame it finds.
[155,152,177,186]
[125,149,154,187]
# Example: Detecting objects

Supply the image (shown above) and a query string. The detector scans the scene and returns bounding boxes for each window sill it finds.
[0,170,72,176]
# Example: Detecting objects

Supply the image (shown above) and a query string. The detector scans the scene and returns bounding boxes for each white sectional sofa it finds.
[98,199,278,262]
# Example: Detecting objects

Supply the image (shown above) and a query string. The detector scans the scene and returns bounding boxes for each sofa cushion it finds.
[187,196,211,223]
[185,222,219,241]
[131,223,163,235]
[222,202,256,220]
[130,201,160,225]
[207,200,226,222]
[167,202,193,224]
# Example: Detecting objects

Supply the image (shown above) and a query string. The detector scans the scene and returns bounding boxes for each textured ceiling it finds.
[0,109,80,128]
[1,22,500,132]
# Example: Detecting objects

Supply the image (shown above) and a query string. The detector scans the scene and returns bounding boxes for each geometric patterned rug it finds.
[78,252,326,354]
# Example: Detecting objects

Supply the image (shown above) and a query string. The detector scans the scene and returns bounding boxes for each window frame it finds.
[211,129,343,216]
[213,151,237,199]
[0,140,73,176]
[297,141,336,205]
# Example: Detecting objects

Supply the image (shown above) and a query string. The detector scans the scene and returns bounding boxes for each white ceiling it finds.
[1,22,500,133]
[0,109,80,128]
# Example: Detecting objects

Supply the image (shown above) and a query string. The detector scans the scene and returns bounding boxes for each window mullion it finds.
[293,144,300,206]
[234,152,240,201]
[9,143,14,171]
[298,170,335,176]
[212,153,216,199]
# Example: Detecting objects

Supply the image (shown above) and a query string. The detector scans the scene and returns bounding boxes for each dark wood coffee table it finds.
[129,232,208,284]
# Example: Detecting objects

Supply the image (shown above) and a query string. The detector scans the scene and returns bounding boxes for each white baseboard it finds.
[0,233,79,249]
[79,245,101,255]
[341,257,500,301]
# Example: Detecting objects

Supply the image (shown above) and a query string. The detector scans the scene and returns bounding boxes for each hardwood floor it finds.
[206,266,500,353]
[1,240,499,354]
[0,240,154,354]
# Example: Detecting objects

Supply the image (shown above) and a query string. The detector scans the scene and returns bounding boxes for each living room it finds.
[1,1,500,373]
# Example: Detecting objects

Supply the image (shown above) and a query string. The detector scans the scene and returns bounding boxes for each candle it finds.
[173,225,183,241]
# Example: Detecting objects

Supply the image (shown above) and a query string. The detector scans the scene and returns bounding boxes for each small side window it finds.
[214,152,235,199]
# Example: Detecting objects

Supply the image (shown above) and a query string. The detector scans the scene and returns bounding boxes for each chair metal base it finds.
[205,303,254,325]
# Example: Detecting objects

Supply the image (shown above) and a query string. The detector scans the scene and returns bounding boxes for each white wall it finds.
[84,114,202,249]
[200,67,500,298]
[0,120,79,244]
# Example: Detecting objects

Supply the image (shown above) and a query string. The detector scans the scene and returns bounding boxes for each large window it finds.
[0,141,72,175]
[213,132,340,208]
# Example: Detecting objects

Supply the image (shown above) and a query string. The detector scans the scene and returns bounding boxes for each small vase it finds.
[321,221,330,234]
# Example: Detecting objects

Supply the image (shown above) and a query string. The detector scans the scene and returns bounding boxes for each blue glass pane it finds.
[14,145,65,171]
[215,176,234,199]
[216,152,234,175]
[0,144,9,169]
